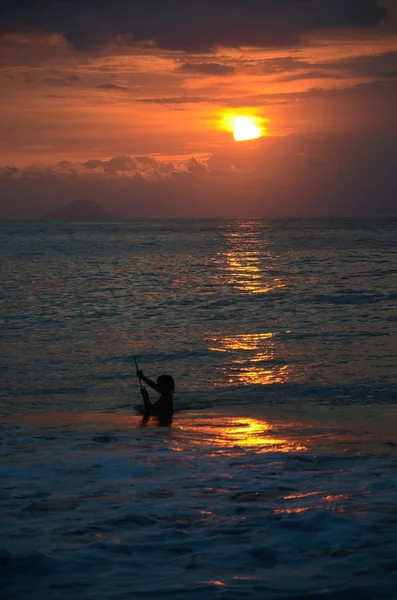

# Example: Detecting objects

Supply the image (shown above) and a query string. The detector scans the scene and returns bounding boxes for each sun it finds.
[232,116,261,142]
[218,111,267,142]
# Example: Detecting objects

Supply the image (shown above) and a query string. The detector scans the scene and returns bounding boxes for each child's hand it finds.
[137,369,144,378]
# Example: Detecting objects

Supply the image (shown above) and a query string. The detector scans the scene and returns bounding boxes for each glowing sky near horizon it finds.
[0,0,397,217]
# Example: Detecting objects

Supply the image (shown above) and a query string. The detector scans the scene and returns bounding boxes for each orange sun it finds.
[232,116,261,141]
[218,112,267,142]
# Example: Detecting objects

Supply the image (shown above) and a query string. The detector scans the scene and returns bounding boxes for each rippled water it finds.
[1,218,397,599]
[2,218,397,411]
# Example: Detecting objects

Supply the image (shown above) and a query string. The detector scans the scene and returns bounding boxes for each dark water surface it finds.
[1,218,397,599]
[1,218,397,412]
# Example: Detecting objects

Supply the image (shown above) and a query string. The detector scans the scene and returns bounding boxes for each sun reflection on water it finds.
[224,250,285,294]
[208,332,290,385]
[209,220,291,386]
[220,220,286,295]
[179,415,307,454]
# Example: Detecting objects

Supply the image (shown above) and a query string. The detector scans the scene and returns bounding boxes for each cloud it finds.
[325,51,397,79]
[185,157,208,174]
[137,96,210,105]
[97,82,126,90]
[277,70,344,83]
[1,132,397,218]
[136,156,158,168]
[0,1,388,52]
[262,52,397,82]
[262,57,340,83]
[104,156,137,172]
[0,165,19,178]
[1,154,205,182]
[177,62,235,76]
[263,57,314,74]
[83,159,105,170]
[83,156,138,173]
[41,74,81,86]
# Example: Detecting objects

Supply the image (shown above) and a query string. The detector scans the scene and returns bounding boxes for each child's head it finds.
[157,374,175,394]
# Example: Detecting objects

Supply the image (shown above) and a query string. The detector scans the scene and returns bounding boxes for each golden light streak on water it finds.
[219,220,286,295]
[178,415,307,453]
[208,332,290,385]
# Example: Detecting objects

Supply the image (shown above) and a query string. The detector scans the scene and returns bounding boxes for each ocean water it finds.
[1,218,397,599]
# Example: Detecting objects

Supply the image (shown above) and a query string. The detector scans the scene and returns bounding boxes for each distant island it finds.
[41,199,118,220]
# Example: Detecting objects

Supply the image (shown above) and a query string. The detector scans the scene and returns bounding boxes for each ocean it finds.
[1,218,397,599]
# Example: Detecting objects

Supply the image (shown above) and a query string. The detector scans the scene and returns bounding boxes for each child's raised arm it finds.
[138,371,161,393]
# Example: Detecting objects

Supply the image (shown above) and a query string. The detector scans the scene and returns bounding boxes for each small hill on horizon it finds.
[41,199,118,221]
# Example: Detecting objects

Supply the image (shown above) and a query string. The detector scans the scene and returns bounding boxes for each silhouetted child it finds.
[137,370,174,426]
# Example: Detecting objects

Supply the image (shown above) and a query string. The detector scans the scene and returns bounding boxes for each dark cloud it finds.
[263,52,397,82]
[185,157,208,174]
[136,156,158,168]
[324,51,397,79]
[177,62,235,76]
[0,1,388,52]
[277,69,344,82]
[97,82,125,90]
[104,156,137,172]
[138,96,210,105]
[262,57,341,82]
[83,156,138,172]
[263,57,314,74]
[84,159,104,170]
[44,93,69,99]
[1,132,396,218]
[0,165,19,178]
[42,74,81,86]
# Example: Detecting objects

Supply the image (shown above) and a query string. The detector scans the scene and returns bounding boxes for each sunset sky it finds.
[1,0,397,217]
